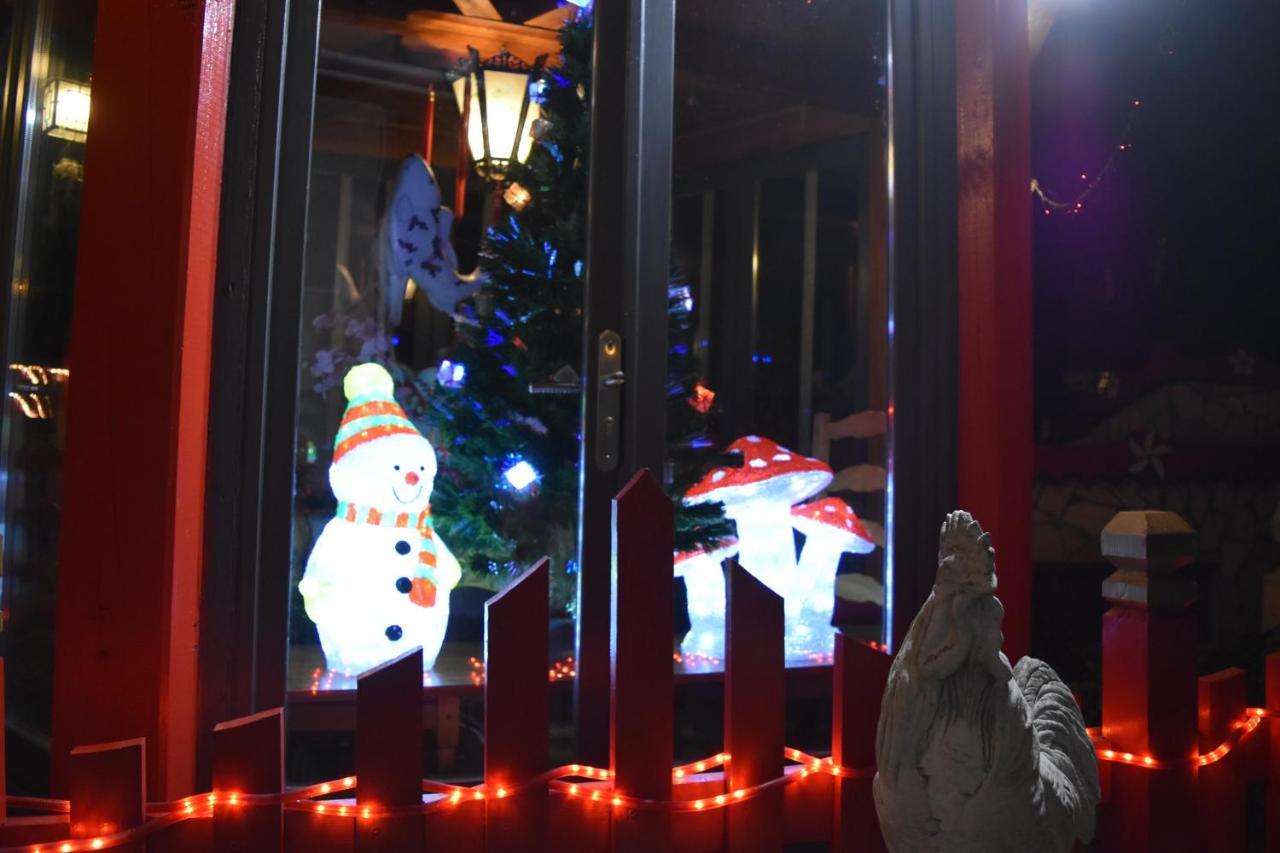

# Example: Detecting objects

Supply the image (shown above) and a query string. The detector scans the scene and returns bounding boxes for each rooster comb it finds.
[936,510,996,588]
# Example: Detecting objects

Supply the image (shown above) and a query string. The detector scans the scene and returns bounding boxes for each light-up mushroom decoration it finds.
[684,436,832,599]
[674,537,738,660]
[789,497,876,654]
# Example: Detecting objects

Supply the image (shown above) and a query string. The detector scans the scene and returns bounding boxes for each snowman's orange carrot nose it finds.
[405,471,420,486]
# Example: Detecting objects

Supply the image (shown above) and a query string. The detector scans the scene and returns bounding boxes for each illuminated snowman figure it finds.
[299,363,462,675]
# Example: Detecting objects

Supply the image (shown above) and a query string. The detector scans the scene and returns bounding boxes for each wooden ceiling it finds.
[312,0,885,179]
[325,0,566,67]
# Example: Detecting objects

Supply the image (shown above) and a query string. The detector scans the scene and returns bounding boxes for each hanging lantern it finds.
[42,79,91,141]
[452,48,547,182]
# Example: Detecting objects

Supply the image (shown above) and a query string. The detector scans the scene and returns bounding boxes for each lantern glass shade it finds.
[452,50,545,180]
[42,79,90,141]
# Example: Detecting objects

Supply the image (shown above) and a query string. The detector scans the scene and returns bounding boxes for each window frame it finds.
[197,0,960,782]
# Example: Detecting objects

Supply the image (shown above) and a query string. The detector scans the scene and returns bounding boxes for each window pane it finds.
[0,0,98,796]
[668,0,890,667]
[287,6,586,717]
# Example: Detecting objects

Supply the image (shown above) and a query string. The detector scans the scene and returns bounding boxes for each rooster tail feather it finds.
[1013,657,1101,845]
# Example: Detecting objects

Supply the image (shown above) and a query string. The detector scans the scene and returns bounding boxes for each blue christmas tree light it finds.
[437,359,466,388]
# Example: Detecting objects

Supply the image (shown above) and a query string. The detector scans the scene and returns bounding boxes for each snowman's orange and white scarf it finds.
[335,501,440,607]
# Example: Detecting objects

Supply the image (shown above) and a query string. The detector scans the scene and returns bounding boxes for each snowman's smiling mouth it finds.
[392,483,424,504]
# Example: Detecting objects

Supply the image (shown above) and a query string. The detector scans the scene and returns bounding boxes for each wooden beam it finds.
[399,10,561,66]
[52,0,234,800]
[955,0,1033,661]
[452,0,502,21]
[524,5,576,29]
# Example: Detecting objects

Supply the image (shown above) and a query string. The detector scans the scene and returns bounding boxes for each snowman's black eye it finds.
[394,465,400,471]
[419,465,425,471]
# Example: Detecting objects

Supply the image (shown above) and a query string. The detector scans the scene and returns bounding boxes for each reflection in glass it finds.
[0,0,98,796]
[287,7,585,699]
[668,0,891,661]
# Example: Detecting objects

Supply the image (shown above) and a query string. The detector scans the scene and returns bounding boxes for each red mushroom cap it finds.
[673,537,739,577]
[791,498,875,554]
[684,436,832,508]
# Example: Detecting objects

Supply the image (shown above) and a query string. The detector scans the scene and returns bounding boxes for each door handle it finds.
[595,330,623,471]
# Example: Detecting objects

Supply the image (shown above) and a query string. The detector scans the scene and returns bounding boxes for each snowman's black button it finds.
[385,624,403,641]
[395,540,412,555]
[395,577,412,594]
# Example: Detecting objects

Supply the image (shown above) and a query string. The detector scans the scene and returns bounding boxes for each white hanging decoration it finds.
[789,497,876,656]
[299,363,463,675]
[684,435,831,603]
[380,154,485,321]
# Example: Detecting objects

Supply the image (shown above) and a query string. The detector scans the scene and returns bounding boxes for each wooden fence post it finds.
[213,707,284,852]
[832,634,891,853]
[610,470,673,850]
[1196,668,1246,852]
[1098,510,1198,850]
[485,559,551,851]
[1266,653,1280,851]
[67,737,146,853]
[1,657,5,829]
[725,561,784,852]
[356,648,425,852]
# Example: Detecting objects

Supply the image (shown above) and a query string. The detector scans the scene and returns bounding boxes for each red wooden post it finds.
[284,811,354,853]
[955,0,1033,661]
[1196,668,1246,852]
[725,561,784,852]
[1098,510,1198,850]
[1,657,5,828]
[68,738,146,853]
[356,648,425,852]
[213,707,284,852]
[1266,653,1280,850]
[52,0,234,800]
[423,801,484,853]
[832,633,892,852]
[485,559,551,850]
[610,470,673,850]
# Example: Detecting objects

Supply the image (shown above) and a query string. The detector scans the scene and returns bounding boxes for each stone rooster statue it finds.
[874,511,1099,853]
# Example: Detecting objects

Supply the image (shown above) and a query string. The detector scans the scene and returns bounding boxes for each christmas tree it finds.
[422,11,731,610]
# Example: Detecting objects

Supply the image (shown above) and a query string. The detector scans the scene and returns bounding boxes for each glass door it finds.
[0,0,98,795]
[284,4,593,700]
[654,0,893,666]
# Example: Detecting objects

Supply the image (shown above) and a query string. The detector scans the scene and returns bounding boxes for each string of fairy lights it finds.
[1032,2,1183,216]
[1,707,1271,852]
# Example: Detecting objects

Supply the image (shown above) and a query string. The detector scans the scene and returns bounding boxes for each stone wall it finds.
[1033,382,1280,647]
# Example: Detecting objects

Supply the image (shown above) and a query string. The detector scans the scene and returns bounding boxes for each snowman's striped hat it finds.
[333,363,421,463]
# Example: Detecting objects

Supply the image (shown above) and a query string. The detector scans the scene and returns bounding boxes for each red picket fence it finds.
[1,481,1279,851]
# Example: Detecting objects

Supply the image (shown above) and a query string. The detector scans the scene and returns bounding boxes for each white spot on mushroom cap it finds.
[823,504,837,513]
[745,435,762,442]
[711,470,726,482]
[749,458,767,468]
[773,453,791,461]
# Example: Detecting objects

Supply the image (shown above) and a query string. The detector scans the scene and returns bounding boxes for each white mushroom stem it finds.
[793,535,848,626]
[725,503,797,599]
[682,555,728,656]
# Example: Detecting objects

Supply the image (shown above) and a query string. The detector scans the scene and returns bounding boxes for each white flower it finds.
[1128,430,1172,480]
[1229,348,1256,377]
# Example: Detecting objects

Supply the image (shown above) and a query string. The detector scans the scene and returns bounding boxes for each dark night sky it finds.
[1032,0,1280,416]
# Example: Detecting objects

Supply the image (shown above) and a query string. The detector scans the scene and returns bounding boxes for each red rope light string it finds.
[4,708,1272,852]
